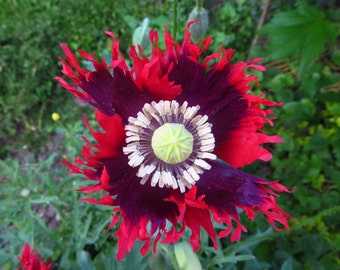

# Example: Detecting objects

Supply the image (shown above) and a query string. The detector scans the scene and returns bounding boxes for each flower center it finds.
[123,100,216,193]
[151,123,194,164]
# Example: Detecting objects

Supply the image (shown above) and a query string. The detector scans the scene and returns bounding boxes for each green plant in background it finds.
[1,0,340,269]
[0,0,173,158]
[252,1,340,268]
[0,119,107,268]
[260,1,337,77]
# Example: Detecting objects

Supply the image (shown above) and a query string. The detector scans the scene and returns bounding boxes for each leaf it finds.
[282,98,315,121]
[77,250,95,270]
[260,3,337,77]
[280,257,293,270]
[304,131,329,152]
[214,252,255,264]
[87,216,111,244]
[30,195,59,204]
[332,50,340,66]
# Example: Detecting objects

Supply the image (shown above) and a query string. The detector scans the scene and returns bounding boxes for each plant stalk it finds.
[197,0,203,11]
[173,0,178,40]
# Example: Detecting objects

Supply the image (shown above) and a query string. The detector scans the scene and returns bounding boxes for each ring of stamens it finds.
[123,100,216,193]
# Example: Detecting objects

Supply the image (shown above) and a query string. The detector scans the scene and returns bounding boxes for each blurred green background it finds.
[1,0,339,269]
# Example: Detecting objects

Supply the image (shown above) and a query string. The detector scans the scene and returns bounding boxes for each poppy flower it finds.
[17,243,51,270]
[56,25,292,260]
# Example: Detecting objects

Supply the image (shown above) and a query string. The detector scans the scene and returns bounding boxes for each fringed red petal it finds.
[114,217,167,260]
[129,43,182,100]
[104,31,130,71]
[216,131,284,168]
[57,24,293,261]
[214,59,284,167]
[165,186,218,251]
[197,177,291,243]
[63,111,125,181]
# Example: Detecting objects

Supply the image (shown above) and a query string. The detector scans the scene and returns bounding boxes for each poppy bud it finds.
[174,242,202,270]
[187,7,209,43]
[132,17,150,51]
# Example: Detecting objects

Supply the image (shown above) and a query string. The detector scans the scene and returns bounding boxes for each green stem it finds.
[196,0,203,11]
[37,98,46,132]
[172,0,178,40]
[160,244,181,270]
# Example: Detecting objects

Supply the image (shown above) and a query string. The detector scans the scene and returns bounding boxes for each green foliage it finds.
[260,1,337,77]
[254,1,340,269]
[0,0,171,158]
[1,0,340,269]
[210,0,262,60]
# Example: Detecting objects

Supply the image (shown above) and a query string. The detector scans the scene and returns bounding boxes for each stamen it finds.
[123,144,138,154]
[187,166,200,181]
[125,124,140,133]
[126,135,140,143]
[151,170,161,187]
[182,170,195,185]
[194,158,211,170]
[137,164,156,177]
[197,152,217,160]
[128,152,144,167]
[124,100,216,193]
[193,115,208,126]
[137,111,151,126]
[183,105,199,119]
[177,180,186,193]
[140,175,149,185]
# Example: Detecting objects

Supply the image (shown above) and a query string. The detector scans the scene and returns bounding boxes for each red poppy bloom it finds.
[56,25,292,260]
[17,243,51,270]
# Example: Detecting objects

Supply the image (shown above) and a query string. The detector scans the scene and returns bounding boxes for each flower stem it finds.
[196,0,203,11]
[172,0,178,40]
[248,0,270,60]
